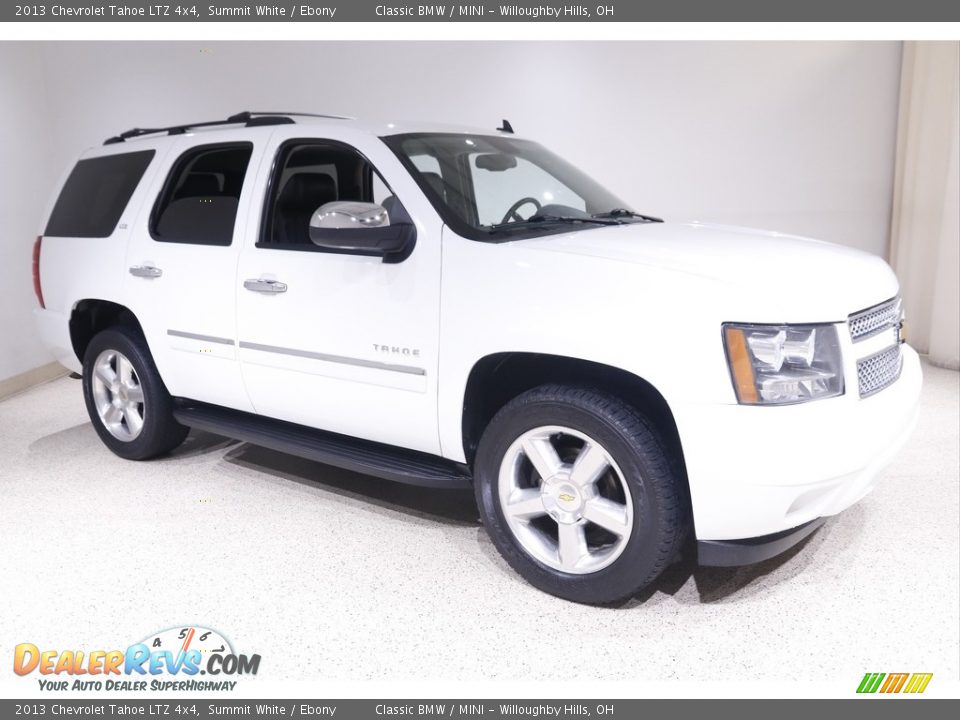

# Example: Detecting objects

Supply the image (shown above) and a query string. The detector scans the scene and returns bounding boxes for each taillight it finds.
[32,236,44,308]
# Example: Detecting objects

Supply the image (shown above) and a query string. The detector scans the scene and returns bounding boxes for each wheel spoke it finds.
[124,407,144,435]
[95,363,117,387]
[583,497,630,536]
[521,435,564,481]
[125,384,144,404]
[118,356,134,385]
[569,441,610,488]
[103,405,123,425]
[557,522,589,571]
[504,489,546,520]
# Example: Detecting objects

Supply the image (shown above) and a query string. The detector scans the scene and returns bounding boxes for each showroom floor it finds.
[0,359,957,684]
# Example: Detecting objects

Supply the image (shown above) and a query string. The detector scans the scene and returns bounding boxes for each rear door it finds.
[122,129,271,410]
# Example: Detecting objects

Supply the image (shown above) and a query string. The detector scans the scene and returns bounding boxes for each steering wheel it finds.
[500,197,542,224]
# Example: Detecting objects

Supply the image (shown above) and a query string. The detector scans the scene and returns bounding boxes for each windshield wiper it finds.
[592,208,663,223]
[487,214,621,233]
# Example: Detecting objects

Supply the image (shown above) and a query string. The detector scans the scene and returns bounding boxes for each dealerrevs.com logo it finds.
[14,626,260,692]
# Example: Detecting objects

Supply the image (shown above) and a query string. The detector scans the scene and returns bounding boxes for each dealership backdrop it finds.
[0,41,957,391]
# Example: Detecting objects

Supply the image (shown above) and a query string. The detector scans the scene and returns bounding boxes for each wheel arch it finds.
[461,352,687,477]
[69,299,145,365]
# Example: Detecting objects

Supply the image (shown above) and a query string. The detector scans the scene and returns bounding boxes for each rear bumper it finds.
[34,307,81,374]
[697,517,826,567]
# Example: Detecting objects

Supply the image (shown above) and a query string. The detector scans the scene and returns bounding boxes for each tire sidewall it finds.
[475,393,674,604]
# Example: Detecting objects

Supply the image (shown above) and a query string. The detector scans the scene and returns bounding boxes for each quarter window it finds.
[45,150,155,238]
[151,143,252,246]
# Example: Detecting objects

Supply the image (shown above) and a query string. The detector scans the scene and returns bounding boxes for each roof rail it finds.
[102,110,352,146]
[231,111,354,121]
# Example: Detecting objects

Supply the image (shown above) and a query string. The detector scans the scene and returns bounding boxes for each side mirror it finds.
[311,201,390,230]
[309,201,415,263]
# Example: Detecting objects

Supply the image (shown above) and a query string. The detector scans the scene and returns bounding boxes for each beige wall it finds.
[891,41,960,369]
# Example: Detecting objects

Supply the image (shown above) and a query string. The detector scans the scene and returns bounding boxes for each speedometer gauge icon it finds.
[141,626,234,661]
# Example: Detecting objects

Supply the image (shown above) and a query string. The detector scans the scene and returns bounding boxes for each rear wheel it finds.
[474,385,688,604]
[82,327,188,460]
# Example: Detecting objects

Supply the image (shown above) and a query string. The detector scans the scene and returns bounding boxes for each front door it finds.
[235,135,443,454]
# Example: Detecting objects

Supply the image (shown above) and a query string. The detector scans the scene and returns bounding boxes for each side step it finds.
[172,402,472,489]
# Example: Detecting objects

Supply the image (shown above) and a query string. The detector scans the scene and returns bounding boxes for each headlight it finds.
[722,323,844,405]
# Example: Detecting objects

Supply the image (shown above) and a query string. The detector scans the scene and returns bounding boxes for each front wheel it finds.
[474,385,688,604]
[82,326,188,460]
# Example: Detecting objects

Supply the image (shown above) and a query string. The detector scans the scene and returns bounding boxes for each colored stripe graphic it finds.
[903,673,933,694]
[880,673,909,693]
[857,673,885,693]
[857,672,932,694]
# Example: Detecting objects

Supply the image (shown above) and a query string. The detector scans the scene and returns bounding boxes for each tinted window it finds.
[260,141,402,249]
[152,143,252,246]
[45,150,155,238]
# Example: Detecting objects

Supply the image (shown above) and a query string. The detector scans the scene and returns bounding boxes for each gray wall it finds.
[0,41,903,383]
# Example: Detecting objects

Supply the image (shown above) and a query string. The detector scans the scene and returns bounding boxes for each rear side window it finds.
[44,150,155,238]
[151,143,252,246]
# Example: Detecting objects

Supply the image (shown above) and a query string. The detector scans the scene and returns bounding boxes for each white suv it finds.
[33,111,922,604]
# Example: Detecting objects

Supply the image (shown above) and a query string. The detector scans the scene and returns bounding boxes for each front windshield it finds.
[384,133,654,239]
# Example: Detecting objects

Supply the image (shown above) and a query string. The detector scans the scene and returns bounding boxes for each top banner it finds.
[5,1,960,22]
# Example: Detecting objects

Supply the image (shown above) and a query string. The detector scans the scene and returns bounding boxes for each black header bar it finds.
[4,1,960,22]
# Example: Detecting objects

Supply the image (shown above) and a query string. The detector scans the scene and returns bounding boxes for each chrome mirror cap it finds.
[310,201,390,230]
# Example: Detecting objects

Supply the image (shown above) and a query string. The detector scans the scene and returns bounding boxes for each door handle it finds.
[244,278,288,294]
[129,265,162,279]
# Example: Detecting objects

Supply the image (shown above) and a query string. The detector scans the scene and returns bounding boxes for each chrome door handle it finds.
[244,278,288,294]
[129,265,162,279]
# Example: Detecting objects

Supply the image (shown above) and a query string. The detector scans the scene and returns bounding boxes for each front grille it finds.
[857,344,903,398]
[849,296,902,342]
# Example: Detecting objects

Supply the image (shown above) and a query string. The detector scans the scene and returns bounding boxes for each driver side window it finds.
[259,141,401,249]
[468,155,585,226]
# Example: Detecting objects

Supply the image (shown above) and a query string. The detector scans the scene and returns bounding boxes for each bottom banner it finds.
[0,699,956,719]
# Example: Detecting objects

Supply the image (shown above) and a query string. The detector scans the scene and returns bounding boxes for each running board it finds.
[172,402,472,489]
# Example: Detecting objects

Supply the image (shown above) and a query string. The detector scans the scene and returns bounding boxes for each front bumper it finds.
[697,518,826,567]
[675,345,922,542]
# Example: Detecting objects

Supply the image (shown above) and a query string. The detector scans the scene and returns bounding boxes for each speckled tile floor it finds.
[0,359,957,684]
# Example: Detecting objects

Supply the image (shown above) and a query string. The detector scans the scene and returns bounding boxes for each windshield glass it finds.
[383,133,653,240]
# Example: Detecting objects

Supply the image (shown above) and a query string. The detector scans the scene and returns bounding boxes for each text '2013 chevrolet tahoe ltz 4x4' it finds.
[33,111,922,604]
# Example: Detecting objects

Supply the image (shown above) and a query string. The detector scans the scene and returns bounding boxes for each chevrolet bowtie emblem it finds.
[559,493,576,502]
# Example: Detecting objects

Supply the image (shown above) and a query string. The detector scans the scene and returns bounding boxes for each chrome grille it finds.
[857,344,903,398]
[848,297,902,342]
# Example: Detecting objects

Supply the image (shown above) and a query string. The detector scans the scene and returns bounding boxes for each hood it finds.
[511,221,899,321]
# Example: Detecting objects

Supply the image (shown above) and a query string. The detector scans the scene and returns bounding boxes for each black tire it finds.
[474,385,688,605]
[82,326,189,460]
